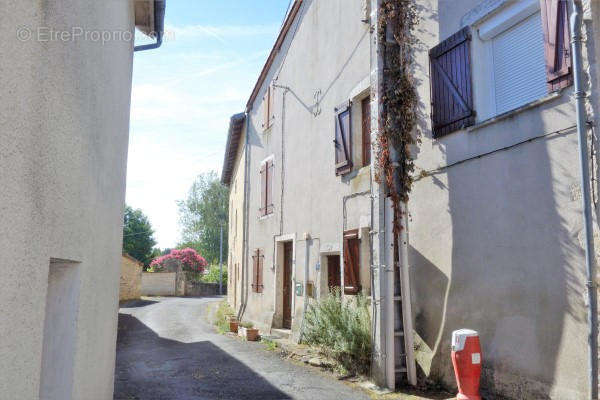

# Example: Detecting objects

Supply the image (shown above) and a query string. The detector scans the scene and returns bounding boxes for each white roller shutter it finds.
[492,11,547,115]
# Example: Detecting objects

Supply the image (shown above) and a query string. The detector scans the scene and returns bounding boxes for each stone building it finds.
[120,255,143,302]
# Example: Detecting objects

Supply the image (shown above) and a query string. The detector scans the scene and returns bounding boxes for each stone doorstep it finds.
[270,327,291,340]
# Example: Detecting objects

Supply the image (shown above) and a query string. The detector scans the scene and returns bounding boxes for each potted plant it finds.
[238,322,260,341]
[229,317,239,333]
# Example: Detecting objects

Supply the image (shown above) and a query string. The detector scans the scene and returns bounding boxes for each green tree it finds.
[177,171,229,264]
[122,205,157,267]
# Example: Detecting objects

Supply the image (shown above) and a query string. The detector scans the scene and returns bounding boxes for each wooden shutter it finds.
[429,26,474,138]
[251,250,258,292]
[262,85,274,130]
[257,249,264,293]
[361,97,371,167]
[541,0,572,91]
[334,102,353,175]
[266,160,274,215]
[343,229,360,295]
[259,163,267,216]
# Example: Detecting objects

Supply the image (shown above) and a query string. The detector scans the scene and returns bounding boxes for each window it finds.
[491,11,547,114]
[361,97,371,166]
[334,101,352,175]
[429,0,572,137]
[262,85,274,131]
[343,229,361,295]
[259,158,274,217]
[252,249,264,293]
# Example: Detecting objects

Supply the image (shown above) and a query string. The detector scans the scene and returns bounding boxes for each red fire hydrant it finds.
[451,329,482,400]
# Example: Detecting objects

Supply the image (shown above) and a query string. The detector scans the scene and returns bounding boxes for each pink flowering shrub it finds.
[149,248,208,273]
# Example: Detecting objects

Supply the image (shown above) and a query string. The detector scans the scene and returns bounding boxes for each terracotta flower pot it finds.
[245,328,260,342]
[229,320,239,333]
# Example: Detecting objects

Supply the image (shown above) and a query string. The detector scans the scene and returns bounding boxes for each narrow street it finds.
[114,297,370,400]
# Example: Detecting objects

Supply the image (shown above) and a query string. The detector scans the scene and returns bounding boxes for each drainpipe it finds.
[238,113,251,320]
[134,0,165,52]
[570,2,598,399]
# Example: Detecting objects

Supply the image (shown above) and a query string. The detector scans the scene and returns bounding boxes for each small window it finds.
[361,97,371,166]
[252,249,264,293]
[262,85,274,131]
[259,159,274,217]
[334,101,352,175]
[343,229,360,295]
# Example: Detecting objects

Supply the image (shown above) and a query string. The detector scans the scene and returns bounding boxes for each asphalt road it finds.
[114,297,370,400]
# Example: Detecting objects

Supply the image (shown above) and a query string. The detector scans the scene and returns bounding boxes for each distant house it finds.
[222,0,600,399]
[0,1,164,399]
[120,254,143,301]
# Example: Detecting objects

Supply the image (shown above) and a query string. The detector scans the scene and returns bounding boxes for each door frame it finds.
[273,234,295,329]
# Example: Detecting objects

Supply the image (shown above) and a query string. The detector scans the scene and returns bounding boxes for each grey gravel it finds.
[114,297,369,400]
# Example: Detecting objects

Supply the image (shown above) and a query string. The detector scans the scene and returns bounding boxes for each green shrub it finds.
[214,300,235,334]
[201,265,228,284]
[302,288,371,375]
[261,337,278,351]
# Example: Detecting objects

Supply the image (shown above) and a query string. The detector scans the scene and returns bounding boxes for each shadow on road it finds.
[114,313,291,400]
[119,299,160,309]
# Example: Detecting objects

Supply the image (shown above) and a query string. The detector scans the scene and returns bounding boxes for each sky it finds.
[127,1,291,249]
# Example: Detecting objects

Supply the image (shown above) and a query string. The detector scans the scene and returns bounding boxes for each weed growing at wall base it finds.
[302,289,372,375]
[214,301,235,334]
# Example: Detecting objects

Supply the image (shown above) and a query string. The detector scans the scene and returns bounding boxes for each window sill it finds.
[258,213,274,221]
[467,91,563,133]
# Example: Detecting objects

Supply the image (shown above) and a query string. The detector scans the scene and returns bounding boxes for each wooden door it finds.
[283,242,293,329]
[327,255,341,292]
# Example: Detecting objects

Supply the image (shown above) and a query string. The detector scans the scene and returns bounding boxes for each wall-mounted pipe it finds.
[570,2,598,399]
[134,0,165,52]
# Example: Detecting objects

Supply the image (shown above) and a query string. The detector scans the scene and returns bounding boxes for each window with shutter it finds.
[492,11,547,114]
[251,249,264,293]
[251,250,259,292]
[266,160,274,215]
[257,249,264,293]
[334,102,353,175]
[262,85,274,131]
[259,163,267,217]
[343,229,360,295]
[429,27,475,138]
[361,97,371,167]
[540,0,572,91]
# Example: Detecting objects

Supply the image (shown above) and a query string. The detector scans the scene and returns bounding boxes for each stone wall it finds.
[185,281,227,297]
[119,255,142,301]
[141,273,176,296]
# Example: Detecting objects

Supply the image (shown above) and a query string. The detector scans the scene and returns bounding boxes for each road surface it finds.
[114,296,370,400]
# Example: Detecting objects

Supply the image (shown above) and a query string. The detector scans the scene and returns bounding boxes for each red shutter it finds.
[361,97,371,167]
[334,102,353,175]
[429,26,474,138]
[541,0,572,91]
[259,163,267,216]
[257,249,264,293]
[266,160,274,215]
[251,250,258,292]
[343,230,360,295]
